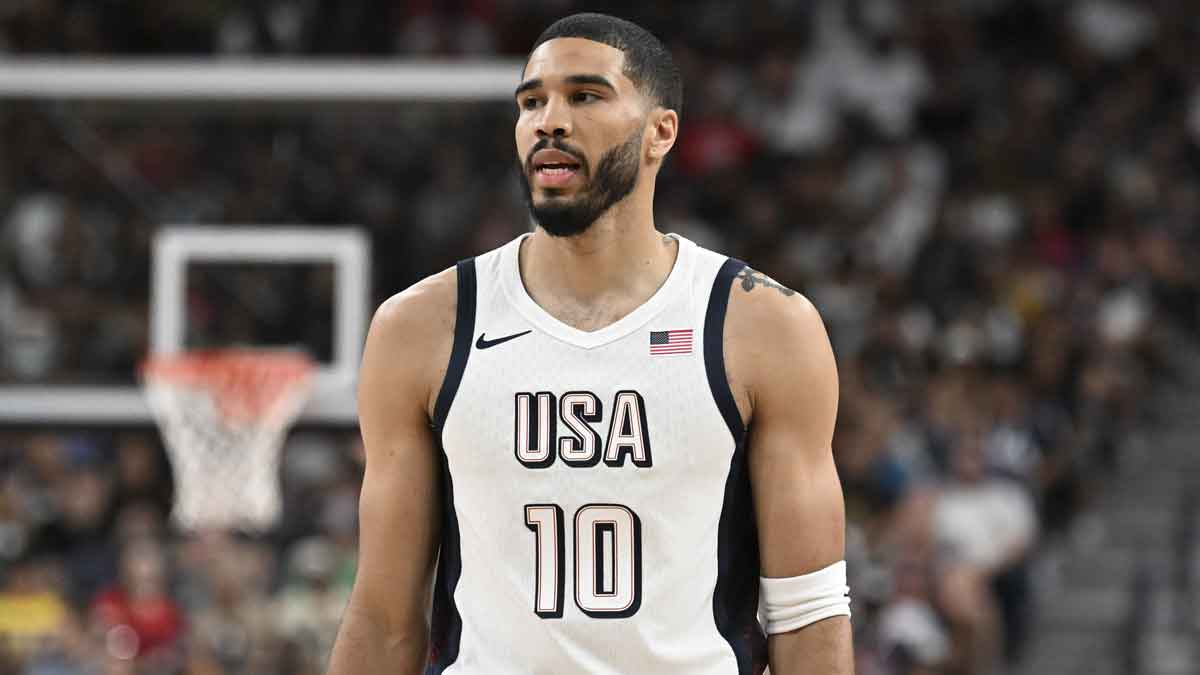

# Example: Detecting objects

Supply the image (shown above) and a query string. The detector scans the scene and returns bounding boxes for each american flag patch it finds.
[649,329,694,355]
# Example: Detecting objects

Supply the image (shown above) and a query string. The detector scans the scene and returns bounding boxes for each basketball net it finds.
[141,350,315,533]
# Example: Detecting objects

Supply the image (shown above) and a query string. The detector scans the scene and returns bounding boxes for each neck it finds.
[521,190,676,311]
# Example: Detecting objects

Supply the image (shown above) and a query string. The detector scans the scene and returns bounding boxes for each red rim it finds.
[140,350,315,421]
[141,349,313,380]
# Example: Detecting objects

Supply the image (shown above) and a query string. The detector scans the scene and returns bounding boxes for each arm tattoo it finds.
[737,267,796,297]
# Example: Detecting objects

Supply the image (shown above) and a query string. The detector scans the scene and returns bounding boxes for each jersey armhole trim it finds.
[708,256,768,673]
[428,258,474,672]
[704,257,748,442]
[432,257,477,430]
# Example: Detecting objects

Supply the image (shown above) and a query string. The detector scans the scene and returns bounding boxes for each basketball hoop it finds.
[140,350,315,533]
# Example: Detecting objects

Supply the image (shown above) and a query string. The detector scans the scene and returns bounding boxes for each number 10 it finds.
[524,503,643,619]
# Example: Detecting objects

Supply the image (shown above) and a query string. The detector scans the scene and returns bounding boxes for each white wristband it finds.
[759,560,851,635]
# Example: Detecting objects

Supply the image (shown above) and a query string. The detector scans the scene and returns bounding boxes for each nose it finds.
[536,96,572,139]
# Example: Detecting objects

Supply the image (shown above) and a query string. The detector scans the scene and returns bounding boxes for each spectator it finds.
[0,557,69,658]
[89,537,184,665]
[934,425,1037,673]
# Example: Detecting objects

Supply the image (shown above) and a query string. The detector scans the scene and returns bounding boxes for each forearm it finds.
[768,616,854,675]
[327,603,427,675]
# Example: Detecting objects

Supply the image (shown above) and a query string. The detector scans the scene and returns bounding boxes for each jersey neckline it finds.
[499,231,696,350]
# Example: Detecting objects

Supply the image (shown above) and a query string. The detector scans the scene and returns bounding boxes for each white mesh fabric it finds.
[142,353,312,532]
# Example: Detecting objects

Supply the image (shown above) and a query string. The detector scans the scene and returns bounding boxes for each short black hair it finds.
[531,13,683,116]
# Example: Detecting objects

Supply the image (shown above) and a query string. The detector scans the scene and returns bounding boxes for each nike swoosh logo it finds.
[476,330,532,350]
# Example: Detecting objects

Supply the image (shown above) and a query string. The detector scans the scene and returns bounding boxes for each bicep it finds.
[348,297,448,631]
[741,296,845,577]
[732,291,853,672]
[353,410,441,628]
[750,422,845,577]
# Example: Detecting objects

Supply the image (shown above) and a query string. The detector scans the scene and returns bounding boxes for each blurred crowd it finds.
[3,0,1200,674]
[0,429,362,675]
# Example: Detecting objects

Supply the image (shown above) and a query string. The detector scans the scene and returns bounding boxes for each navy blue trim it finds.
[427,258,475,673]
[432,259,476,429]
[706,257,768,675]
[705,259,748,440]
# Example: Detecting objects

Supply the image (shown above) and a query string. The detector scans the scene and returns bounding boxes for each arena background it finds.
[2,1,1199,674]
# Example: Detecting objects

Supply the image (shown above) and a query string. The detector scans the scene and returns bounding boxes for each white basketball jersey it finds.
[427,233,767,674]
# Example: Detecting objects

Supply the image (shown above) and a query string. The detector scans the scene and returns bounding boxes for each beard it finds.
[518,128,642,238]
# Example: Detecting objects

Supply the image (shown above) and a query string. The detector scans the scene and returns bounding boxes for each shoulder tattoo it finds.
[736,267,796,297]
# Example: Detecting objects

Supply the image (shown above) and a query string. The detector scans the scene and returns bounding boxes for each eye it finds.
[571,91,601,104]
[521,96,541,110]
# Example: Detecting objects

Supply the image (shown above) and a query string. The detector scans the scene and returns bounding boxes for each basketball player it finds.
[328,13,852,675]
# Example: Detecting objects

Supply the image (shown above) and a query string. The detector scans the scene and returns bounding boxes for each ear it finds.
[646,108,678,162]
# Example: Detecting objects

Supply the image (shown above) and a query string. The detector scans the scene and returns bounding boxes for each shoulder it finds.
[723,265,837,425]
[725,265,825,343]
[361,267,460,419]
[371,266,459,338]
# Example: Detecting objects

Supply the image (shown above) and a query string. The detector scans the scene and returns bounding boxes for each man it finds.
[328,13,852,675]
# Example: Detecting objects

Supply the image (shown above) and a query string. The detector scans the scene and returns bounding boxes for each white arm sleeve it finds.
[759,560,851,635]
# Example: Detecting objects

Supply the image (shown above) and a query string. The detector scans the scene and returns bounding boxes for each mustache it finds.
[524,137,589,175]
